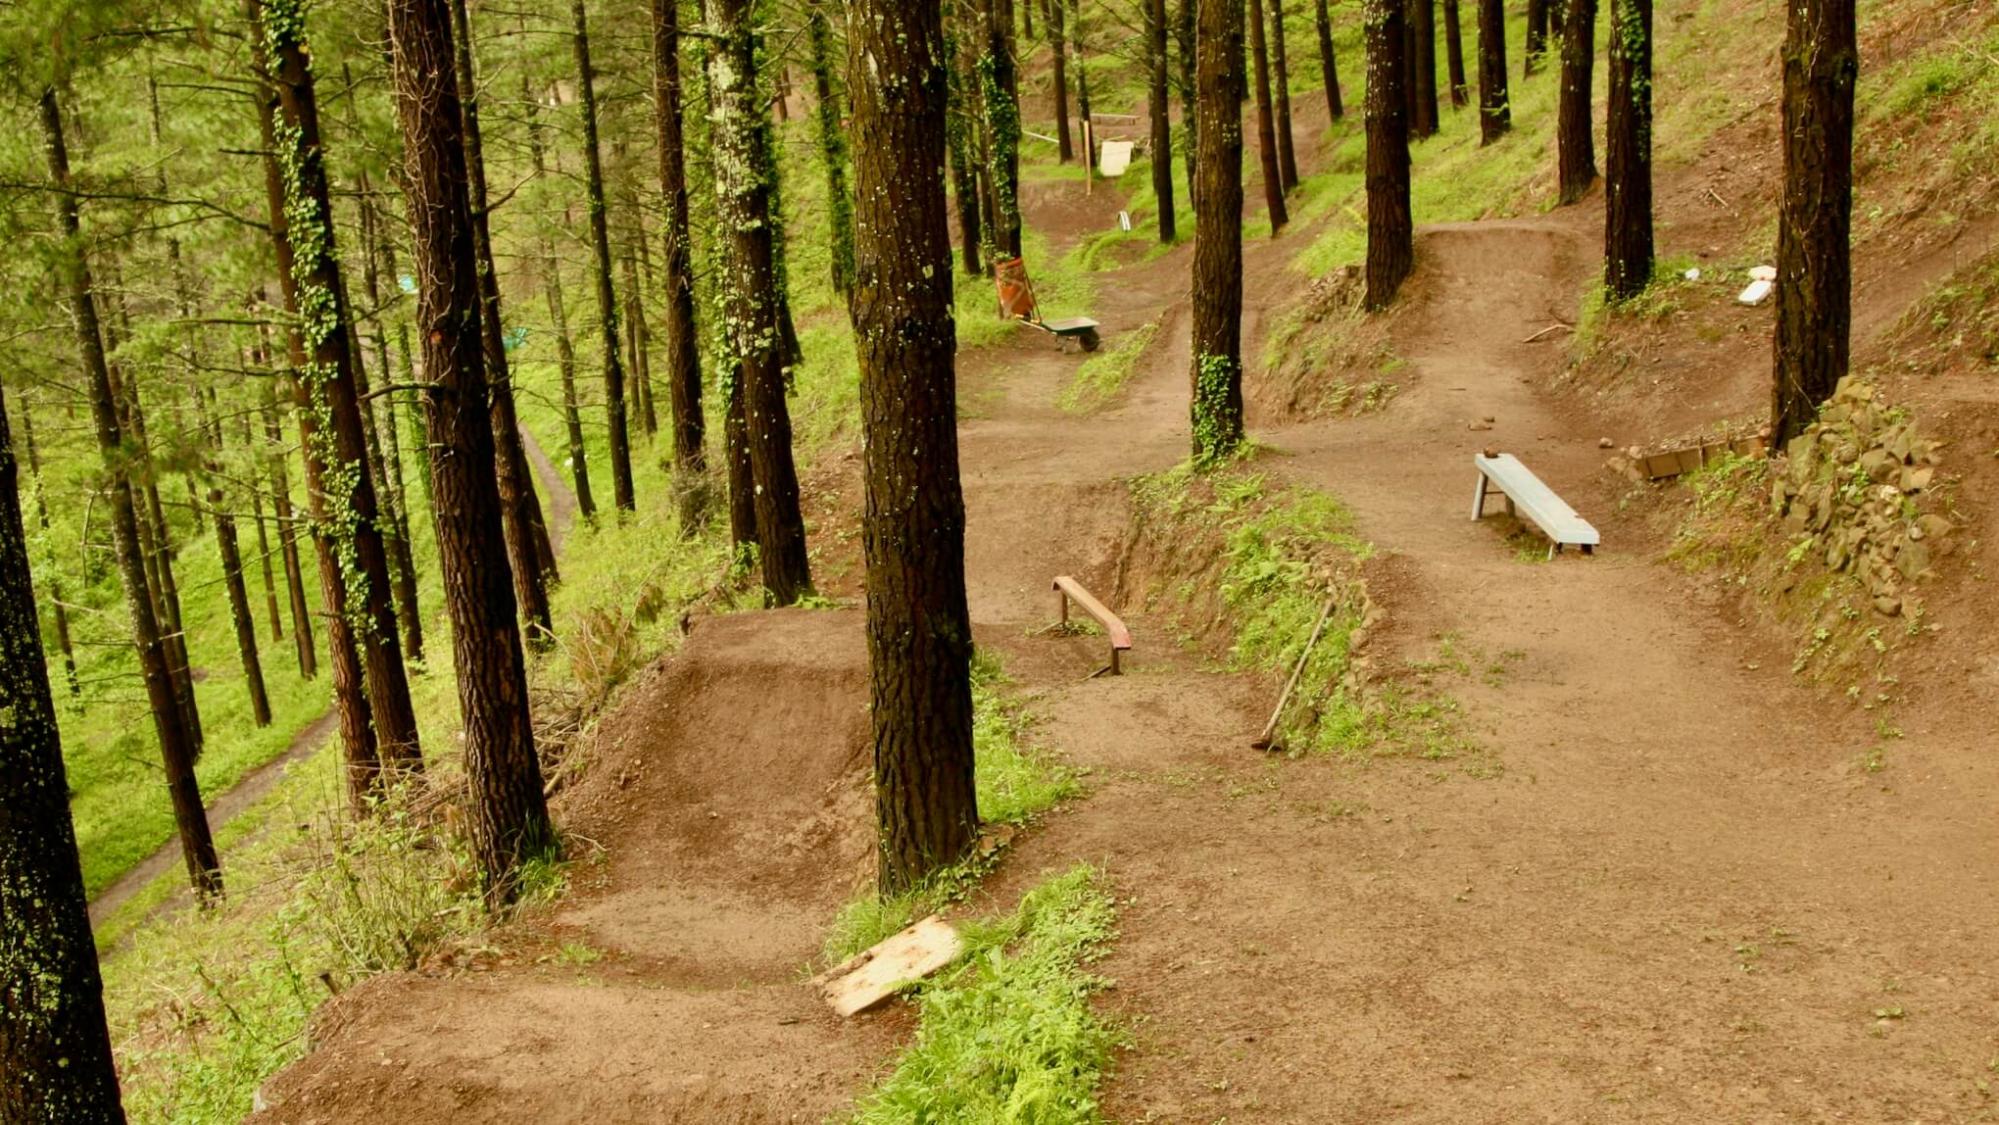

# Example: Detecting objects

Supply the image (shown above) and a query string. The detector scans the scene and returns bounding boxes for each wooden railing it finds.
[1053,575,1133,676]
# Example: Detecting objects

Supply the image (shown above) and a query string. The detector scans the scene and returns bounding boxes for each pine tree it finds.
[1411,0,1440,137]
[1525,0,1548,73]
[385,0,557,907]
[1148,0,1177,241]
[1478,0,1511,144]
[846,0,982,894]
[1771,0,1856,446]
[1365,0,1414,308]
[1443,0,1469,106]
[1557,0,1599,203]
[524,82,598,522]
[1269,0,1300,191]
[0,380,127,1125]
[1603,0,1652,300]
[1247,0,1289,230]
[1314,0,1343,119]
[1192,0,1247,464]
[1049,0,1075,162]
[807,0,856,297]
[572,0,637,513]
[40,87,220,899]
[709,0,815,604]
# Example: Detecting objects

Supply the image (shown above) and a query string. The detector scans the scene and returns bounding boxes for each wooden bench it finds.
[1053,576,1133,676]
[1472,453,1600,559]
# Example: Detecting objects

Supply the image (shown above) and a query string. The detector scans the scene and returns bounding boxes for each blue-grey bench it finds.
[1472,453,1600,559]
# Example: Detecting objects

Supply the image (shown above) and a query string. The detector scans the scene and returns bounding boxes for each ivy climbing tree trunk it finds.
[845,0,982,895]
[40,88,220,901]
[1771,0,1856,447]
[253,0,424,786]
[573,0,637,513]
[710,0,815,604]
[386,0,556,908]
[1556,0,1599,203]
[1365,0,1414,308]
[1247,0,1289,230]
[1411,0,1439,137]
[1315,0,1344,119]
[1604,0,1652,301]
[981,0,1024,258]
[1269,0,1300,191]
[1478,0,1511,143]
[1148,0,1177,241]
[450,0,556,646]
[0,381,128,1125]
[1191,0,1247,463]
[1443,0,1469,106]
[808,0,856,297]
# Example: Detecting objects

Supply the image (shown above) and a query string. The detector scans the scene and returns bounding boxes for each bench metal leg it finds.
[1471,474,1489,521]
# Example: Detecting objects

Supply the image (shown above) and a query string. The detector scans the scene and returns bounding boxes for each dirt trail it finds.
[253,180,1999,1122]
[91,428,581,929]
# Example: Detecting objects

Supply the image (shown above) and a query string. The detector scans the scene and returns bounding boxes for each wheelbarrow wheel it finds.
[1078,327,1101,353]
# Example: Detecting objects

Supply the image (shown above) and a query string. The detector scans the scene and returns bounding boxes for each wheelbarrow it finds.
[994,256,1100,352]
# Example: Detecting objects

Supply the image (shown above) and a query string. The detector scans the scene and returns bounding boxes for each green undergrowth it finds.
[1128,460,1476,763]
[1569,253,1706,360]
[1058,318,1158,412]
[824,651,1082,962]
[846,864,1120,1125]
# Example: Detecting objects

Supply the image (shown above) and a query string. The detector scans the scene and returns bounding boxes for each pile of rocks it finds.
[1769,377,1953,618]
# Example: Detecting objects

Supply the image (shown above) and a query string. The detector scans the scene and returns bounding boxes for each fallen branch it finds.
[1251,597,1338,752]
[1521,323,1573,344]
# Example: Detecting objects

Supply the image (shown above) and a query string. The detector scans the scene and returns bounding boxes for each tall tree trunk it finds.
[261,379,317,679]
[386,0,556,908]
[573,0,637,513]
[526,87,598,522]
[353,180,427,664]
[807,0,856,297]
[1525,0,1548,74]
[620,247,657,440]
[449,0,557,647]
[0,381,128,1125]
[1443,0,1469,106]
[1365,0,1414,308]
[1770,0,1855,446]
[1148,0,1177,241]
[1478,0,1511,143]
[1071,0,1094,172]
[946,38,986,276]
[1247,0,1289,230]
[845,0,982,894]
[239,408,285,646]
[709,0,815,605]
[1411,0,1439,137]
[253,1,424,784]
[15,398,81,697]
[1556,0,1599,204]
[40,88,219,900]
[1177,0,1199,206]
[1314,0,1344,119]
[1269,0,1300,190]
[1192,0,1247,463]
[1603,0,1652,301]
[200,402,272,727]
[1049,0,1074,161]
[981,0,1024,258]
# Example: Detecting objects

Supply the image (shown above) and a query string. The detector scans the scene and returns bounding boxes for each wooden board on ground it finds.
[810,914,962,1017]
[1637,436,1767,481]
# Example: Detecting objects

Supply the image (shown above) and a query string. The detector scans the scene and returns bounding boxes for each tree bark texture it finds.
[1365,0,1414,308]
[710,0,815,604]
[1411,0,1439,137]
[844,0,983,895]
[1315,0,1344,119]
[0,379,128,1125]
[1770,0,1855,446]
[1050,0,1074,161]
[1269,0,1300,191]
[1478,0,1511,143]
[1148,0,1178,241]
[1443,0,1469,105]
[1604,0,1652,300]
[1557,0,1599,203]
[1191,0,1247,463]
[1247,0,1289,230]
[386,0,556,907]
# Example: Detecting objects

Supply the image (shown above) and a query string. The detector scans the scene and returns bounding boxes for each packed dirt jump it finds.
[258,140,1999,1125]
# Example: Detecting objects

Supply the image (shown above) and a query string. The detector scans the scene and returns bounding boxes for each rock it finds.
[1858,449,1894,480]
[1916,514,1953,540]
[1750,264,1778,281]
[1901,465,1934,493]
[1873,595,1902,617]
[1835,442,1860,465]
[1897,540,1931,580]
[1738,278,1774,306]
[1468,420,1493,431]
[1599,436,1615,449]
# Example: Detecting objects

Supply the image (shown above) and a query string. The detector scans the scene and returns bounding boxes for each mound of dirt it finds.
[253,609,902,1125]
